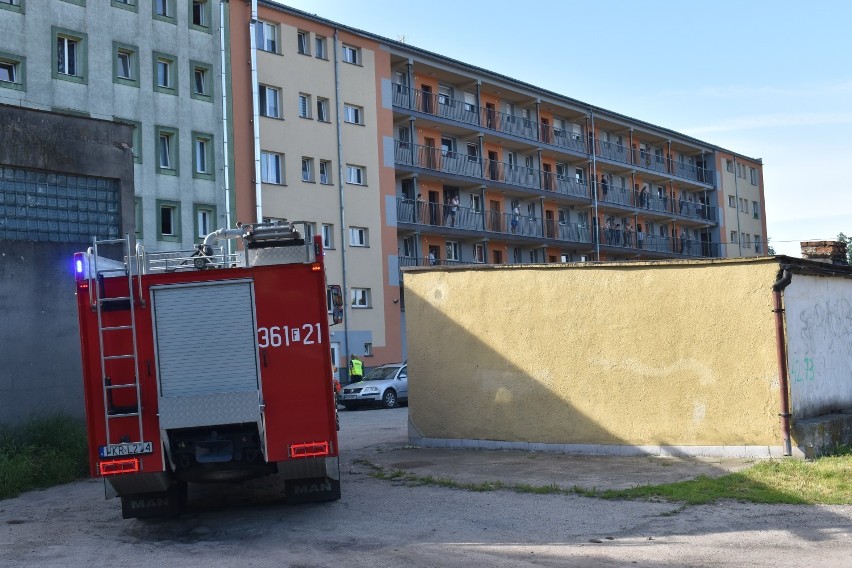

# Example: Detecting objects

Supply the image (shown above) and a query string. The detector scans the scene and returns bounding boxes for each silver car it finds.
[341,363,408,409]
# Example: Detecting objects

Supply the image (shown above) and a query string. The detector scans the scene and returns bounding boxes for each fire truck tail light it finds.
[98,458,140,476]
[311,263,321,272]
[289,441,330,458]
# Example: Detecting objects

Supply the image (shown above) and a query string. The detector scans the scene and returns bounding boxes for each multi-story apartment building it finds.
[0,0,227,251]
[223,2,767,370]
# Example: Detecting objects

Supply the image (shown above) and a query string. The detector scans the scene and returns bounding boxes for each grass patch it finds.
[0,415,88,500]
[361,446,852,506]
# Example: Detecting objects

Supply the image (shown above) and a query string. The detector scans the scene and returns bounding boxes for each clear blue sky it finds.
[276,0,851,257]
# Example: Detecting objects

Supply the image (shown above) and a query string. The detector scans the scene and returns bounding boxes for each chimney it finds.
[800,240,848,265]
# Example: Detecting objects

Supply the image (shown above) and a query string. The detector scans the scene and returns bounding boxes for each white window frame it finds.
[316,97,330,122]
[349,227,369,247]
[344,104,363,124]
[346,165,365,185]
[341,44,360,65]
[0,58,20,85]
[473,244,485,263]
[193,66,208,96]
[322,224,334,249]
[156,57,172,88]
[298,93,311,118]
[445,241,459,261]
[260,85,280,118]
[256,21,278,53]
[191,0,209,28]
[196,208,212,238]
[297,30,309,55]
[728,195,736,208]
[261,151,283,184]
[160,203,177,236]
[57,35,80,77]
[319,160,331,184]
[315,36,327,59]
[194,136,209,174]
[158,132,174,169]
[731,231,738,244]
[351,288,371,308]
[301,157,314,182]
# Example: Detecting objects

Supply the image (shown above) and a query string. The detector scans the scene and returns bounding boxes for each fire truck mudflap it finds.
[75,223,341,518]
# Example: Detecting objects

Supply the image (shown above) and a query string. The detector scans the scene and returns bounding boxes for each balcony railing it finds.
[594,227,719,257]
[597,183,717,222]
[392,83,714,185]
[397,198,592,245]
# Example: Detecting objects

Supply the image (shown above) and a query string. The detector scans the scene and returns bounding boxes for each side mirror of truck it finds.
[328,285,343,325]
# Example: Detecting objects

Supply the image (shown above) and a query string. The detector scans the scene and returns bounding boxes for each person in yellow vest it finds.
[349,355,363,384]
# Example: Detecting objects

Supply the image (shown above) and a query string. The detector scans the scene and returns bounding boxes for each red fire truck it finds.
[74,222,342,518]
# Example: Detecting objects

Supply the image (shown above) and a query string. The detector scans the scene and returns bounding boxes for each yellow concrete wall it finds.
[403,259,783,447]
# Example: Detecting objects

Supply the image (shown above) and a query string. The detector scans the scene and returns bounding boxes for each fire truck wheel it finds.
[343,403,356,411]
[382,389,398,409]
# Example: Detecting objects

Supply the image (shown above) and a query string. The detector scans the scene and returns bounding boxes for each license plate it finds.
[342,394,356,400]
[99,442,153,458]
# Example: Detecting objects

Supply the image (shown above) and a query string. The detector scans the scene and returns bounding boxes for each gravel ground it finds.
[1,407,850,568]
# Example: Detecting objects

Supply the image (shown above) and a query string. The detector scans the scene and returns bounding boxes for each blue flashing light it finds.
[75,259,84,274]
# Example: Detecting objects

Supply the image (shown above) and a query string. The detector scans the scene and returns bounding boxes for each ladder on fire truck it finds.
[90,235,144,449]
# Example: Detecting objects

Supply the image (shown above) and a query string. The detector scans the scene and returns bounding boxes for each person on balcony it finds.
[449,195,460,227]
[416,193,425,223]
[637,224,645,249]
[601,175,609,200]
[511,205,520,234]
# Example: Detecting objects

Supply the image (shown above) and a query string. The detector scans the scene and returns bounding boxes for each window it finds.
[259,85,280,118]
[742,234,751,249]
[349,227,368,247]
[0,0,24,13]
[438,84,452,106]
[191,0,210,31]
[319,160,331,184]
[134,197,143,238]
[153,0,175,22]
[728,195,736,208]
[316,97,330,122]
[261,152,283,184]
[322,224,334,249]
[473,244,485,263]
[53,28,87,84]
[402,236,415,257]
[112,0,137,11]
[737,163,746,178]
[753,201,759,219]
[726,159,734,173]
[301,157,314,182]
[730,231,738,245]
[346,165,364,185]
[256,21,278,53]
[344,104,363,124]
[192,132,214,179]
[189,61,212,101]
[194,204,215,239]
[315,36,327,59]
[445,241,459,261]
[113,43,138,87]
[302,222,315,241]
[156,126,178,175]
[157,200,180,241]
[297,31,309,55]
[463,91,476,112]
[755,236,763,254]
[363,343,373,357]
[739,198,748,213]
[0,51,25,91]
[341,44,360,64]
[153,52,177,94]
[470,194,481,213]
[351,288,371,308]
[299,94,311,118]
[749,167,758,185]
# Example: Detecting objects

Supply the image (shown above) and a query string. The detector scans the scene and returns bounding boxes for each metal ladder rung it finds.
[105,383,136,390]
[107,412,140,418]
[100,296,131,302]
[102,325,133,331]
[96,238,129,245]
[104,354,135,360]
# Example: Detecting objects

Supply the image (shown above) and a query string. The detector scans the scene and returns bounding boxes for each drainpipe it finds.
[772,266,793,456]
[249,0,263,223]
[219,1,233,255]
[332,28,351,364]
[589,110,600,260]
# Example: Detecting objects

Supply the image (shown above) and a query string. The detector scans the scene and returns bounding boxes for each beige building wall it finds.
[403,258,785,455]
[716,153,767,256]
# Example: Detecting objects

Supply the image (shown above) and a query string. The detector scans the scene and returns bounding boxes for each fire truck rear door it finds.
[151,280,262,430]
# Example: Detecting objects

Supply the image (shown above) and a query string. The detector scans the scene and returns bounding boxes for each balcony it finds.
[594,226,720,258]
[392,83,714,185]
[598,183,717,223]
[396,198,592,245]
[394,140,591,200]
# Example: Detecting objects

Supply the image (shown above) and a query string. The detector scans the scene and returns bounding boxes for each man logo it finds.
[293,481,332,495]
[130,497,171,510]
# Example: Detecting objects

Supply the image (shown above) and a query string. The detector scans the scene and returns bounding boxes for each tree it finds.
[837,233,852,265]
[767,237,776,256]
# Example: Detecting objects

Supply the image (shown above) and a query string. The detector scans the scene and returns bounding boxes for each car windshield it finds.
[362,366,401,381]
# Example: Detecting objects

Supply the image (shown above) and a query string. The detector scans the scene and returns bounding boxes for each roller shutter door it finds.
[153,281,259,397]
